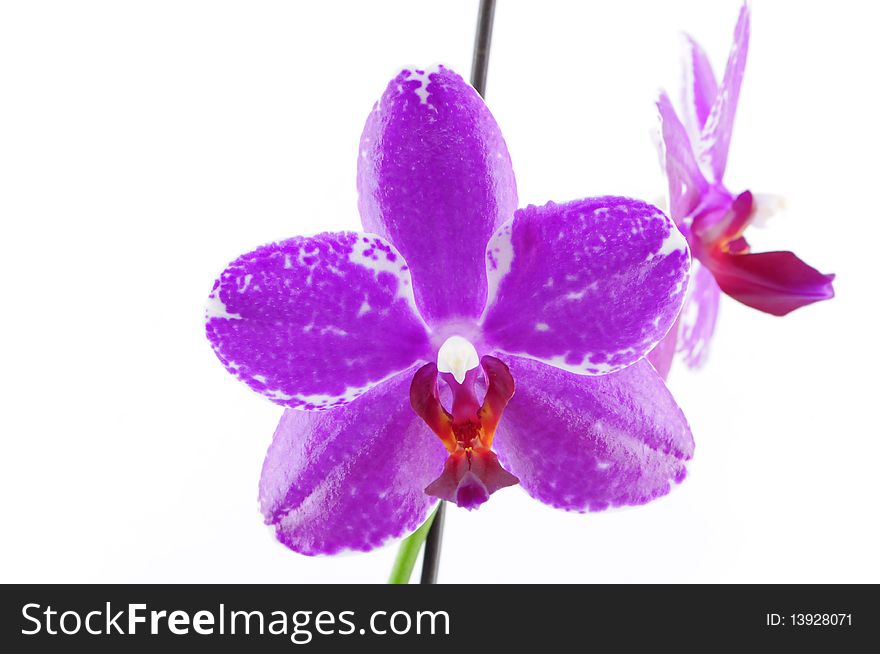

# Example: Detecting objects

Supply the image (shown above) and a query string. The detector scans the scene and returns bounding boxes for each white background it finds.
[2,0,877,583]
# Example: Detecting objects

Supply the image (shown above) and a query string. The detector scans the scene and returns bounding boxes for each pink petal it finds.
[206,232,431,409]
[647,317,679,380]
[260,366,446,555]
[493,356,693,512]
[699,3,750,182]
[357,66,518,326]
[678,260,721,367]
[647,262,721,377]
[657,92,709,226]
[682,34,719,134]
[481,197,690,375]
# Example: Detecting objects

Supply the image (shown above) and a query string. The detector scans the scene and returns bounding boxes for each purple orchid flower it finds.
[206,65,693,556]
[648,4,835,378]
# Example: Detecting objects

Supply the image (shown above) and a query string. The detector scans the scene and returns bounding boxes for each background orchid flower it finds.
[649,4,835,378]
[206,65,693,556]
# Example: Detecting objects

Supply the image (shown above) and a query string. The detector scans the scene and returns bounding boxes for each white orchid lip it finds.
[436,335,480,384]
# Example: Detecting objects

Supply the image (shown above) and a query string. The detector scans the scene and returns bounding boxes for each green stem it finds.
[387,506,439,584]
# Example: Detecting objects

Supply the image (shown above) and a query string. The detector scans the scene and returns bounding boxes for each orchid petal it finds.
[678,261,721,366]
[260,366,446,555]
[682,34,718,134]
[357,66,518,325]
[206,232,431,409]
[699,3,750,182]
[493,356,693,512]
[648,262,721,378]
[646,317,679,380]
[657,92,709,225]
[706,249,835,316]
[481,198,690,375]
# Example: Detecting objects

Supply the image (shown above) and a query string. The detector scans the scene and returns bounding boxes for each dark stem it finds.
[470,0,496,97]
[419,501,446,584]
[420,0,497,585]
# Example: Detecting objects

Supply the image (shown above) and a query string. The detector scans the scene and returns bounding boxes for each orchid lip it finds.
[410,354,519,509]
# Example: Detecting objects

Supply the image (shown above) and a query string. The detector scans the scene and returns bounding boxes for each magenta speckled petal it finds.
[357,66,518,325]
[481,197,690,375]
[699,4,749,182]
[678,262,721,367]
[260,366,447,555]
[206,232,431,409]
[493,356,693,512]
[682,34,718,135]
[657,92,709,227]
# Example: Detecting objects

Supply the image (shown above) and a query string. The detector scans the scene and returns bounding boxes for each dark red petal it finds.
[478,355,516,446]
[409,362,456,452]
[706,250,835,316]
